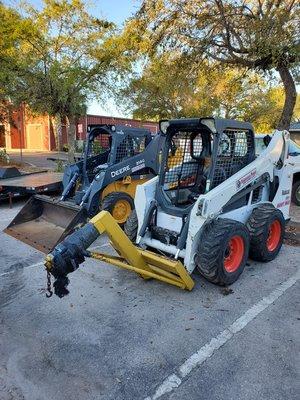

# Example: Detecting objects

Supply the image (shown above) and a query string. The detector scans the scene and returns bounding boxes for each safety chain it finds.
[46,269,53,298]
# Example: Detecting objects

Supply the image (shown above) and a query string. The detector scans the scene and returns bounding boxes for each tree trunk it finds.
[66,115,76,164]
[50,114,63,151]
[277,65,297,130]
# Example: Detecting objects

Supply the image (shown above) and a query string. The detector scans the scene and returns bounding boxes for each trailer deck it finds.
[0,171,63,201]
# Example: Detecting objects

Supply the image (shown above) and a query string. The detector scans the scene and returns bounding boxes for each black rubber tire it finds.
[195,218,250,286]
[246,204,285,262]
[124,209,138,242]
[101,192,134,225]
[292,180,300,206]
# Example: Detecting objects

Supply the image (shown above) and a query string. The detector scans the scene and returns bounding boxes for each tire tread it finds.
[246,203,285,262]
[196,218,250,286]
[124,209,138,242]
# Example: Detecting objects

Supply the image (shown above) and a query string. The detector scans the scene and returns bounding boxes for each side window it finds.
[234,131,248,156]
[218,133,231,156]
[132,136,146,154]
[218,130,250,157]
[115,136,147,162]
[191,133,203,158]
[116,137,132,162]
[211,129,252,189]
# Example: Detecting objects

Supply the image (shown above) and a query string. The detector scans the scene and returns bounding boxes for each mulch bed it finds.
[284,222,300,247]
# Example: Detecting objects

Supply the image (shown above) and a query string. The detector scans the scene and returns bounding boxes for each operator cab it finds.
[86,124,153,177]
[158,118,255,215]
[85,125,112,179]
[162,125,212,206]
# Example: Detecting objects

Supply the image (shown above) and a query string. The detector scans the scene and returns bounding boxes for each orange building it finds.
[0,104,158,151]
[3,104,68,151]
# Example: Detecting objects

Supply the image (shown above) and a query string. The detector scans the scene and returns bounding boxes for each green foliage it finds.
[92,141,103,155]
[0,0,126,162]
[0,148,10,164]
[75,140,84,153]
[128,0,299,129]
[119,54,300,132]
[0,2,36,122]
[1,0,298,140]
[120,55,199,119]
[133,0,299,71]
[8,0,117,118]
[62,144,69,153]
[54,159,65,172]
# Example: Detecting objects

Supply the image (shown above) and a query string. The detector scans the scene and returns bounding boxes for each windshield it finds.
[160,129,212,207]
[91,133,111,156]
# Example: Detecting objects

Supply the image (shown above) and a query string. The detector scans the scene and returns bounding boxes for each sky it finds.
[4,0,137,24]
[4,0,139,117]
[86,0,139,117]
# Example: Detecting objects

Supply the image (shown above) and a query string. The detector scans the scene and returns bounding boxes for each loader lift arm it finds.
[45,210,194,297]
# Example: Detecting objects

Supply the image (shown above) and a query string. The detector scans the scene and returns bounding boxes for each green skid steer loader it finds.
[4,124,163,254]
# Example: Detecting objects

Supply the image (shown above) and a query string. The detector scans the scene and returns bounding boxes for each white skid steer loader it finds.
[41,118,292,297]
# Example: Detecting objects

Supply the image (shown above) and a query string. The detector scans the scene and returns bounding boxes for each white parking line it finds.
[0,217,19,222]
[0,261,43,278]
[145,269,300,400]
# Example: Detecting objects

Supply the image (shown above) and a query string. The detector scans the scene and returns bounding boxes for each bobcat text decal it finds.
[277,196,290,208]
[236,169,256,189]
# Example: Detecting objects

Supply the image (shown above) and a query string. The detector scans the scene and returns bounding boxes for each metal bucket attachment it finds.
[4,195,88,253]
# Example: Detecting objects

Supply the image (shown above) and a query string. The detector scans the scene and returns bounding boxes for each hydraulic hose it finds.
[60,172,79,201]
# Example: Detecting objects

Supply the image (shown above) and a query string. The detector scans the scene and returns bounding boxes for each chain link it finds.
[46,269,53,298]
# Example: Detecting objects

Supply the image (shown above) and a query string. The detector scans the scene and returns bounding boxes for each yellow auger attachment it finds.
[46,210,194,297]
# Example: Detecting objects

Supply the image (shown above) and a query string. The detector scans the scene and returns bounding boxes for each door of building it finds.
[26,124,44,150]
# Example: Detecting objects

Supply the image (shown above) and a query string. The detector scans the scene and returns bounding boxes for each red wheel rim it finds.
[267,220,281,252]
[224,236,245,273]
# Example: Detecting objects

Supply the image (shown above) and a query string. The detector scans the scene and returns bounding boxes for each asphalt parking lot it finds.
[0,201,299,400]
[8,151,67,170]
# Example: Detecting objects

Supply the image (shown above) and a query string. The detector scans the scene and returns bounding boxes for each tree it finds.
[0,2,35,123]
[131,0,299,129]
[4,0,121,162]
[119,54,300,132]
[243,87,300,132]
[119,56,206,119]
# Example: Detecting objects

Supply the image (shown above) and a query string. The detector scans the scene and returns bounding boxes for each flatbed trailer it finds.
[0,171,63,203]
